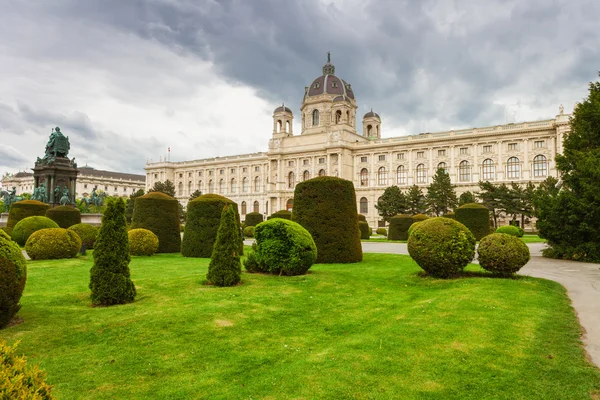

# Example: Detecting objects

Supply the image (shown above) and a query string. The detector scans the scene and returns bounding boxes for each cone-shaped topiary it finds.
[359,221,371,239]
[89,198,136,305]
[0,229,27,329]
[68,223,99,249]
[182,194,242,257]
[388,214,413,240]
[45,205,81,228]
[267,210,292,220]
[292,177,362,263]
[206,204,241,287]
[244,212,263,227]
[131,192,181,253]
[6,200,50,235]
[478,233,530,276]
[128,228,159,256]
[12,216,59,246]
[455,203,490,240]
[25,228,82,260]
[0,340,54,397]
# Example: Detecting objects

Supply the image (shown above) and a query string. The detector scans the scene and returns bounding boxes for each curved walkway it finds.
[361,242,600,367]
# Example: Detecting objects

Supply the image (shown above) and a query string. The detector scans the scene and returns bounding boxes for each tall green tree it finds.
[477,181,502,228]
[149,180,176,197]
[458,191,476,206]
[532,176,560,217]
[125,189,145,223]
[426,168,457,216]
[406,185,427,215]
[206,204,242,287]
[189,190,203,201]
[374,186,407,222]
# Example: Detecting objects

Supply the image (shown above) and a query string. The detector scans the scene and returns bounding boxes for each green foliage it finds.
[406,185,427,215]
[267,210,292,220]
[131,192,181,253]
[128,228,159,256]
[407,221,422,237]
[6,200,50,233]
[357,214,367,222]
[0,340,54,398]
[455,203,490,240]
[244,226,255,238]
[45,205,81,228]
[244,212,263,227]
[68,224,99,249]
[206,205,241,286]
[247,218,317,275]
[412,214,429,222]
[458,191,476,206]
[125,189,145,223]
[387,214,413,240]
[0,230,27,329]
[189,190,203,202]
[148,180,176,197]
[358,221,371,239]
[292,177,362,263]
[182,194,242,257]
[478,233,530,276]
[375,228,387,235]
[25,228,81,261]
[0,200,6,214]
[12,216,59,246]
[496,225,524,237]
[375,186,407,222]
[408,217,476,278]
[426,168,457,216]
[90,198,136,305]
[445,212,455,220]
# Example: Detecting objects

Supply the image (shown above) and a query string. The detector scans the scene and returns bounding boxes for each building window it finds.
[154,174,158,179]
[438,149,446,157]
[209,170,213,176]
[507,157,520,179]
[437,162,448,174]
[241,201,247,215]
[208,180,214,193]
[303,159,309,166]
[114,187,118,192]
[288,172,295,188]
[318,169,326,177]
[360,156,368,163]
[335,110,341,124]
[253,201,259,213]
[533,155,548,177]
[508,143,518,151]
[243,177,249,192]
[312,109,320,126]
[198,181,203,191]
[397,153,405,160]
[483,145,492,153]
[218,179,224,193]
[230,178,237,193]
[286,198,294,212]
[84,184,88,189]
[105,186,108,191]
[378,154,386,162]
[459,161,471,182]
[303,170,310,181]
[199,171,203,177]
[482,159,495,181]
[459,147,468,155]
[417,151,424,158]
[188,172,192,177]
[360,168,369,186]
[318,157,325,164]
[288,161,294,167]
[534,140,545,148]
[416,164,426,183]
[360,197,368,214]
[179,173,182,178]
[255,166,260,172]
[377,167,387,186]
[254,176,261,192]
[231,168,235,174]
[242,167,247,173]
[397,165,407,185]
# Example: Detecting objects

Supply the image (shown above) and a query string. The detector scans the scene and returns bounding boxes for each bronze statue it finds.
[42,126,70,164]
[39,183,48,203]
[60,186,70,206]
[54,185,62,203]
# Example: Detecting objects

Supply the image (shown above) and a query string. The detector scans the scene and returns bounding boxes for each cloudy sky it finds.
[1,0,599,176]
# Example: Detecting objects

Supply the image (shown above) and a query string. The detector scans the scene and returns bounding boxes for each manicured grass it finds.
[3,253,599,399]
[521,234,547,243]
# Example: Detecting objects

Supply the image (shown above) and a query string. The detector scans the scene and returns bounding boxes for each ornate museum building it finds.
[145,56,570,227]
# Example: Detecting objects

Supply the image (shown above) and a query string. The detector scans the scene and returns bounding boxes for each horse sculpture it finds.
[81,189,106,210]
[0,189,23,211]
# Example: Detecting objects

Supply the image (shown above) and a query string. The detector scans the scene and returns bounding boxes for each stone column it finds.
[49,175,54,203]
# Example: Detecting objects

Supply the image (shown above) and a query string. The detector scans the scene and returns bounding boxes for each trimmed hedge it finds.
[388,214,413,241]
[478,233,530,276]
[6,200,50,234]
[359,221,371,239]
[244,226,255,238]
[182,194,242,257]
[0,340,54,398]
[445,212,456,220]
[0,229,27,329]
[267,210,292,220]
[412,214,429,222]
[206,204,242,286]
[455,203,490,240]
[25,228,81,261]
[407,217,476,278]
[376,228,387,235]
[292,177,362,263]
[131,192,181,253]
[68,224,99,249]
[45,205,81,228]
[128,228,159,256]
[244,212,263,227]
[495,225,524,237]
[358,214,367,222]
[246,218,317,275]
[12,216,59,246]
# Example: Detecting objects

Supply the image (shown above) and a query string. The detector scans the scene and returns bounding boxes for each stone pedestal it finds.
[33,157,79,207]
[0,212,8,227]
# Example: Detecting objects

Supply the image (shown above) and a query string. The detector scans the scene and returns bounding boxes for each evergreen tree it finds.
[125,189,145,223]
[458,191,476,206]
[189,190,203,201]
[532,176,560,217]
[149,180,176,197]
[374,185,407,222]
[478,181,503,228]
[406,185,427,215]
[89,198,136,305]
[426,168,457,216]
[206,204,242,287]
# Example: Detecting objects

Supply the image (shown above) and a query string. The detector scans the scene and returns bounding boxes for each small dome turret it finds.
[273,103,293,136]
[362,109,381,139]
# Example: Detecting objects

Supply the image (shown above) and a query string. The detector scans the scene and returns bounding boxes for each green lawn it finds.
[3,253,598,399]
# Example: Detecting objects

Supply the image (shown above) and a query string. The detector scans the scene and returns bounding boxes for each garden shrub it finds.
[455,203,490,240]
[248,218,317,275]
[244,226,255,238]
[128,228,159,256]
[12,216,59,246]
[131,192,181,253]
[244,212,263,227]
[408,221,422,237]
[90,198,136,305]
[359,221,371,240]
[25,228,82,261]
[6,200,50,234]
[358,214,367,222]
[0,340,54,398]
[388,214,413,241]
[267,210,292,220]
[445,212,456,220]
[45,205,81,228]
[495,225,524,237]
[68,223,99,249]
[412,213,429,222]
[0,229,27,329]
[182,194,242,257]
[407,217,476,278]
[207,205,242,286]
[376,228,387,235]
[478,233,530,276]
[292,177,362,263]
[243,245,261,273]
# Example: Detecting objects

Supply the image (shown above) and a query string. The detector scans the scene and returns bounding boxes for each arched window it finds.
[312,109,319,126]
[459,161,471,182]
[230,178,237,194]
[303,170,310,181]
[360,168,369,186]
[208,180,214,193]
[277,120,282,133]
[253,200,259,213]
[241,201,247,215]
[482,159,495,180]
[198,180,203,191]
[377,167,387,186]
[286,121,290,132]
[286,198,294,212]
[437,162,448,174]
[416,164,426,184]
[533,155,548,177]
[367,125,372,136]
[288,172,295,188]
[360,197,368,214]
[507,157,520,179]
[178,182,183,196]
[318,169,326,177]
[188,181,192,195]
[242,177,249,193]
[218,179,224,193]
[397,165,406,185]
[335,110,341,124]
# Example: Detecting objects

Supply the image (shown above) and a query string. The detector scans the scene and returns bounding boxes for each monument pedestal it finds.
[33,157,79,207]
[0,212,8,227]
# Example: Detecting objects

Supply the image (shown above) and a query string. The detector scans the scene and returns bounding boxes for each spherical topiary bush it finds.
[407,217,476,278]
[248,218,317,275]
[455,203,490,240]
[131,192,181,253]
[0,229,27,328]
[244,212,263,227]
[359,221,371,239]
[45,205,81,228]
[68,223,99,249]
[25,228,82,260]
[358,214,367,222]
[478,233,530,276]
[408,221,422,237]
[12,216,59,246]
[388,214,413,241]
[6,200,50,234]
[292,177,362,263]
[128,228,159,256]
[267,210,292,220]
[495,225,522,237]
[244,226,255,238]
[182,194,242,257]
[376,228,387,236]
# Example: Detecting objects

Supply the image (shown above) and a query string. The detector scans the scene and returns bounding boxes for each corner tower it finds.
[273,104,293,138]
[362,110,381,139]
